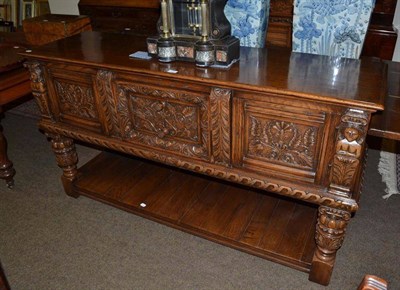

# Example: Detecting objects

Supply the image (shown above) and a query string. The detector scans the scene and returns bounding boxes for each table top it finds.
[0,43,27,74]
[20,31,387,111]
[0,33,31,104]
[0,32,29,73]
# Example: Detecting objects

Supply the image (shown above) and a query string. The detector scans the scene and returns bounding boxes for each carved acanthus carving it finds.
[95,70,120,137]
[116,83,210,160]
[313,206,351,265]
[248,117,317,169]
[329,109,369,197]
[54,80,98,120]
[210,88,231,166]
[24,61,53,119]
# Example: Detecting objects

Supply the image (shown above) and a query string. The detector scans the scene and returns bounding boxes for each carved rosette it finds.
[95,70,120,137]
[329,109,369,197]
[210,88,231,166]
[314,206,351,264]
[115,83,210,160]
[24,61,53,119]
[47,134,78,182]
[248,117,317,169]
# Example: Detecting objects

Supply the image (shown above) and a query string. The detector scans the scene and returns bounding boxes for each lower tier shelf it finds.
[72,151,318,272]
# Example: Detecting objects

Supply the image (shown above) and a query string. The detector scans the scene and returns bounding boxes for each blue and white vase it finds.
[224,0,270,48]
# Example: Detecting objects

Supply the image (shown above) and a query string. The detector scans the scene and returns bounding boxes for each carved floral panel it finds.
[115,83,210,160]
[247,115,318,170]
[130,96,200,142]
[54,80,98,120]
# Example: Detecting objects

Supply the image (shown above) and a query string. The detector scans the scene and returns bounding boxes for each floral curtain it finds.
[292,0,375,59]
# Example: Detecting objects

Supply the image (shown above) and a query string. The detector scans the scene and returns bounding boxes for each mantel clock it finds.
[146,0,240,67]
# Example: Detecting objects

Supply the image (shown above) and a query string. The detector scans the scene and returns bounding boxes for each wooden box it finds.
[22,14,92,46]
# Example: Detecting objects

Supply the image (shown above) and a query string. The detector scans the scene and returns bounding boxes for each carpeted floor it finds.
[0,111,399,290]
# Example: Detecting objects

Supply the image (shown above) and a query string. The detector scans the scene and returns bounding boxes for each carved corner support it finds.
[210,87,231,166]
[309,206,351,285]
[24,61,53,120]
[329,109,369,198]
[47,134,79,197]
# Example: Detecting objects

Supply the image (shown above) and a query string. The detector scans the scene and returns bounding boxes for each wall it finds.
[393,0,400,61]
[48,0,79,15]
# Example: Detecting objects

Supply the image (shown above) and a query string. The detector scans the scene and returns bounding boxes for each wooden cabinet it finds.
[22,32,387,286]
[266,0,293,48]
[362,0,398,60]
[78,0,159,35]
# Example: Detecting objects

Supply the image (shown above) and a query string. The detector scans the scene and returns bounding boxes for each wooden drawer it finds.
[233,95,329,183]
[112,77,213,161]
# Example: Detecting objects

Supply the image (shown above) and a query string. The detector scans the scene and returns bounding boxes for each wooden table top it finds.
[20,31,387,111]
[0,43,27,74]
[0,34,31,105]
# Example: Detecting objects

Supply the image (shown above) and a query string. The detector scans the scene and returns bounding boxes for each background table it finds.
[0,39,31,187]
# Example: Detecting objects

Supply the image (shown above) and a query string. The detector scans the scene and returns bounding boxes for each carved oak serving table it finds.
[21,31,386,286]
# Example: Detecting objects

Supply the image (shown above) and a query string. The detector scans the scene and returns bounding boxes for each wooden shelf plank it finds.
[72,151,318,272]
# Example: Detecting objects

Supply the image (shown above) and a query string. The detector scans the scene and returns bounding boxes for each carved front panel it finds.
[114,82,212,161]
[47,66,102,133]
[248,116,317,170]
[235,98,327,183]
[54,80,98,120]
[131,96,199,142]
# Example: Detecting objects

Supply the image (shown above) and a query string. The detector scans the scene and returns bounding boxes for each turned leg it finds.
[309,206,351,285]
[0,111,15,188]
[49,134,79,197]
